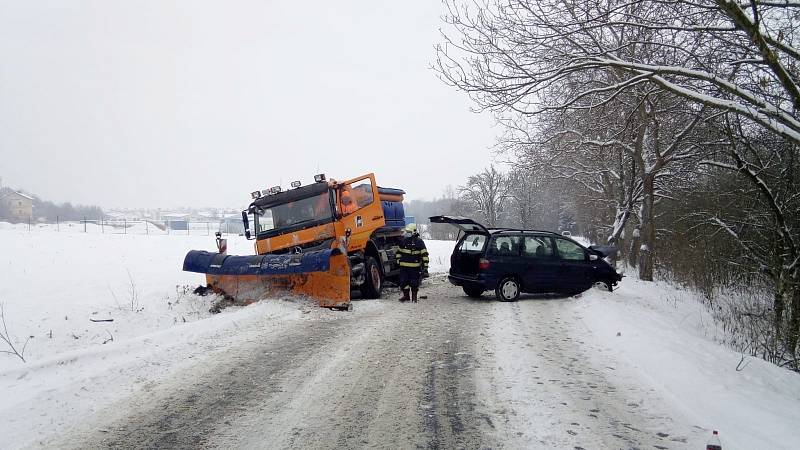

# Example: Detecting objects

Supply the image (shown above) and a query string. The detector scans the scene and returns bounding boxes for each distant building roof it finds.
[106,211,131,219]
[0,190,34,201]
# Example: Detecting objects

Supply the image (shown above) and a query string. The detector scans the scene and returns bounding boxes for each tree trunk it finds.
[628,223,641,268]
[606,205,631,268]
[788,281,800,361]
[774,286,785,357]
[638,176,656,281]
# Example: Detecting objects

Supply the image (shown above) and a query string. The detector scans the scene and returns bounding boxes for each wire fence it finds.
[10,216,245,236]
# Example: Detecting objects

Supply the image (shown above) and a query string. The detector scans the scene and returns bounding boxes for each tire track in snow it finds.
[60,278,497,449]
[477,293,700,448]
[83,314,364,449]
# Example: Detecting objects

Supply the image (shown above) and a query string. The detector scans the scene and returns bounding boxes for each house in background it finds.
[220,213,245,235]
[0,189,34,222]
[161,212,189,230]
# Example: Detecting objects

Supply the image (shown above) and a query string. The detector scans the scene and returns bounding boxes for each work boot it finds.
[398,288,410,302]
[411,289,418,303]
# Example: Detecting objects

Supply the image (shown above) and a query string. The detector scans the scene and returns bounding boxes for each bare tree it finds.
[505,166,561,230]
[696,122,800,357]
[502,85,711,276]
[436,0,799,145]
[458,165,511,227]
[0,302,29,363]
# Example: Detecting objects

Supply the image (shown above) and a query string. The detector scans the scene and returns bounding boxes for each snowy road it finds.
[49,275,701,449]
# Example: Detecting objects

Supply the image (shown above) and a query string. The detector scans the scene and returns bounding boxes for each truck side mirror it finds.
[241,211,252,240]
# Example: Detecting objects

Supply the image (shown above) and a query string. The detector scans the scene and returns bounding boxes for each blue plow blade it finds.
[183,248,340,276]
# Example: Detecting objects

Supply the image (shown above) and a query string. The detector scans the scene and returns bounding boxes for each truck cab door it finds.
[336,173,383,248]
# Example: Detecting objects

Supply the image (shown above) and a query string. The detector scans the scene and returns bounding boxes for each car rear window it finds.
[457,234,487,253]
[488,235,521,256]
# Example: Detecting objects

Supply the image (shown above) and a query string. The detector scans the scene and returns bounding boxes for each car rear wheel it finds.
[360,256,383,299]
[495,277,520,302]
[463,285,484,298]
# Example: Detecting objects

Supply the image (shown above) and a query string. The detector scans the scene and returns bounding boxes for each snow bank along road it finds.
[42,275,704,450]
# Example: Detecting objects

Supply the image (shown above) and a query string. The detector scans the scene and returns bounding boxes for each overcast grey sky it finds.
[0,1,496,210]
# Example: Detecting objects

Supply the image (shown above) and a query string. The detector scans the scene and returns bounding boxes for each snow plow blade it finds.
[183,248,351,309]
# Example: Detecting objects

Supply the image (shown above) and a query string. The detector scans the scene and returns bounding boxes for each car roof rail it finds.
[488,227,562,236]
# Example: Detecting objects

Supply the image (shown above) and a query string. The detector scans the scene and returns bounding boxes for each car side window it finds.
[488,235,521,256]
[523,236,554,258]
[555,238,586,261]
[458,234,487,253]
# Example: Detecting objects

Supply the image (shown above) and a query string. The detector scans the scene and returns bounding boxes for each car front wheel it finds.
[495,277,520,302]
[593,280,613,292]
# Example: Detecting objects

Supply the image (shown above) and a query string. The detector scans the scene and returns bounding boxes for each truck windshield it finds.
[256,192,332,233]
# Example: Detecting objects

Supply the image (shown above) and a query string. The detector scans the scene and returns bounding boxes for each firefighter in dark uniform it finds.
[396,223,428,303]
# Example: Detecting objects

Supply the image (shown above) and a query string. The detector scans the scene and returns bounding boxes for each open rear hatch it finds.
[429,215,490,234]
[429,216,490,277]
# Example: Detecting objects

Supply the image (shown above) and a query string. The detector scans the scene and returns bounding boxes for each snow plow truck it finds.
[183,173,409,310]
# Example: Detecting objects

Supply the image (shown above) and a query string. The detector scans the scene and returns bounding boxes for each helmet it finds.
[341,190,352,203]
[404,223,417,234]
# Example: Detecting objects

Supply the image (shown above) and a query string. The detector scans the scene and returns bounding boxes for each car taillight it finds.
[479,258,490,270]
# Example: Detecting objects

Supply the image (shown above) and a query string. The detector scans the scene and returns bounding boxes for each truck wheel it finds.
[463,285,484,298]
[495,277,520,302]
[360,256,383,299]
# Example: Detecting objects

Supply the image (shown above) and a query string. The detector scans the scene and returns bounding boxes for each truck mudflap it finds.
[183,248,351,308]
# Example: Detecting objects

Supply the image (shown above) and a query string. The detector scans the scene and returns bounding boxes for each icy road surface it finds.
[45,276,703,449]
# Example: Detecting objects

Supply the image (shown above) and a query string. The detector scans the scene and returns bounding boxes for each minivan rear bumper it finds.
[447,272,498,291]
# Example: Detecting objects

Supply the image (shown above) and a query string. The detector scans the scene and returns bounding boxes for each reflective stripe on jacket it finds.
[395,236,428,269]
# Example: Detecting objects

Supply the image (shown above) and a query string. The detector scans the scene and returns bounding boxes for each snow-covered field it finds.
[576,279,800,449]
[0,222,452,371]
[1,223,799,449]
